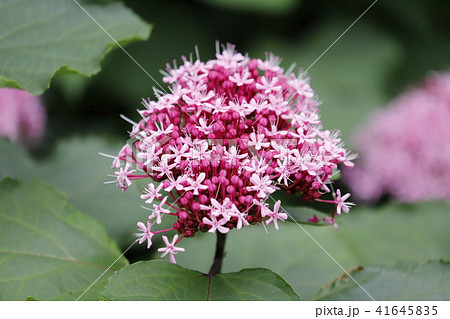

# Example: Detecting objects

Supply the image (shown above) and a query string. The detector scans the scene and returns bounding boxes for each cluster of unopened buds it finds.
[103,44,355,264]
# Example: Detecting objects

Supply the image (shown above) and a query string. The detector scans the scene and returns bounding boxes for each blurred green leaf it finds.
[102,260,300,300]
[35,137,148,246]
[0,0,151,94]
[0,137,149,247]
[0,138,37,179]
[0,178,128,300]
[314,260,450,301]
[177,201,450,300]
[89,1,214,109]
[250,18,402,145]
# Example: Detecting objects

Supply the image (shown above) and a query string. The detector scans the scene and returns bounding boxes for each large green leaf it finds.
[314,260,450,301]
[35,137,150,247]
[0,0,151,94]
[102,260,300,301]
[0,137,148,247]
[176,201,450,300]
[0,178,128,300]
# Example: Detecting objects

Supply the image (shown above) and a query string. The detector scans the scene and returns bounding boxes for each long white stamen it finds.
[98,152,117,159]
[195,45,200,61]
[120,114,138,126]
[215,40,220,55]
[285,62,297,76]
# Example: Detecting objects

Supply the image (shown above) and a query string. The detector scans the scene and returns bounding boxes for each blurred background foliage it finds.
[45,0,450,148]
[2,0,449,299]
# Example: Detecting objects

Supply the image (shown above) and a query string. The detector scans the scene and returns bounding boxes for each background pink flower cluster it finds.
[107,44,354,263]
[345,72,450,203]
[0,88,46,148]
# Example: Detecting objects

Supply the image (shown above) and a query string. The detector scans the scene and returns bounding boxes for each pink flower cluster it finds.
[0,88,46,148]
[105,44,354,263]
[345,72,450,202]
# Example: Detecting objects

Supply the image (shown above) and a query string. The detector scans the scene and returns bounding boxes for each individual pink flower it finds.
[315,189,355,217]
[264,200,287,230]
[202,214,230,234]
[141,182,163,203]
[186,172,208,195]
[229,69,254,86]
[110,145,133,169]
[228,207,249,230]
[256,76,282,94]
[345,71,450,203]
[0,88,46,148]
[248,131,270,150]
[134,221,154,249]
[107,163,136,192]
[167,144,189,164]
[201,197,234,219]
[333,189,354,215]
[158,235,185,264]
[163,175,187,192]
[247,174,278,198]
[147,196,171,224]
[104,43,354,262]
[152,156,176,179]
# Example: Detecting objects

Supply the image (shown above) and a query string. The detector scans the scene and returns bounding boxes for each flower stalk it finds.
[208,232,227,277]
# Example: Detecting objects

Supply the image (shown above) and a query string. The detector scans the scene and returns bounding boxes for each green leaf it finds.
[0,137,148,247]
[86,1,213,108]
[25,296,39,301]
[314,260,450,301]
[36,137,150,246]
[0,0,151,94]
[176,201,450,300]
[0,178,128,300]
[102,260,300,301]
[0,138,37,180]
